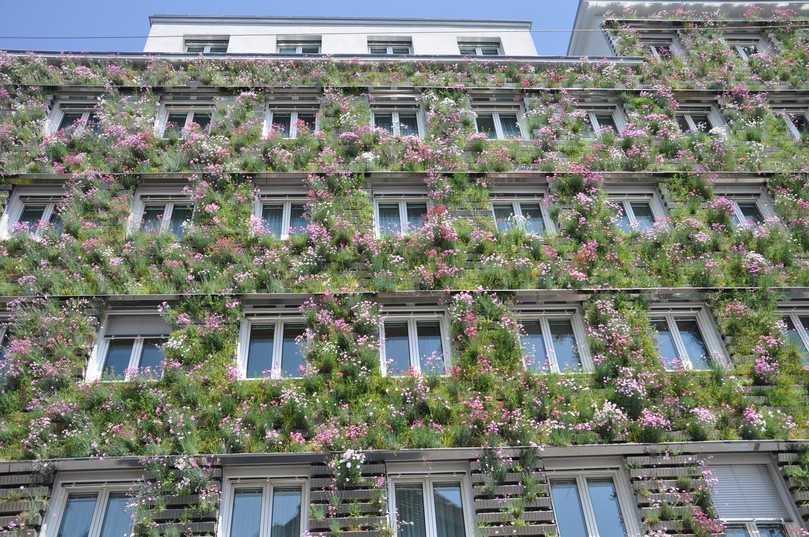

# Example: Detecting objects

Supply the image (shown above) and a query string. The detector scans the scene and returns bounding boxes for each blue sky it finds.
[0,0,579,55]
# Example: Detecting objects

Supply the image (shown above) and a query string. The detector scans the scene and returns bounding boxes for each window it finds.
[473,112,525,140]
[1,195,63,239]
[135,197,194,238]
[782,312,809,365]
[48,105,101,136]
[458,40,501,56]
[715,191,776,227]
[675,105,723,134]
[160,109,212,137]
[389,476,471,537]
[375,198,428,237]
[518,313,592,373]
[255,197,308,239]
[371,110,423,137]
[88,314,169,382]
[650,308,726,371]
[222,481,304,537]
[238,320,306,379]
[781,111,809,141]
[277,39,321,54]
[709,463,795,537]
[263,110,318,139]
[368,39,413,55]
[44,485,134,537]
[491,198,552,235]
[649,43,673,59]
[184,36,229,54]
[608,194,667,233]
[550,473,632,537]
[580,106,624,137]
[380,316,450,376]
[726,36,767,60]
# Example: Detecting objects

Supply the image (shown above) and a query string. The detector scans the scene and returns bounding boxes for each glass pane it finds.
[653,320,680,370]
[587,479,627,537]
[416,320,445,374]
[140,205,164,233]
[17,205,45,231]
[103,339,135,380]
[370,46,389,54]
[737,202,763,225]
[630,202,655,231]
[521,320,549,372]
[520,203,545,235]
[297,113,316,133]
[433,483,465,537]
[301,45,320,53]
[139,338,165,378]
[375,114,394,133]
[166,113,187,135]
[49,211,64,235]
[230,489,262,537]
[57,495,97,537]
[476,114,497,139]
[550,481,587,537]
[86,112,101,134]
[406,203,427,232]
[614,202,631,232]
[459,46,477,56]
[384,322,411,375]
[676,115,691,133]
[209,45,228,54]
[246,326,274,379]
[499,114,522,139]
[169,205,193,238]
[549,319,582,372]
[395,484,427,537]
[262,204,284,238]
[378,203,402,236]
[758,526,786,537]
[392,47,411,55]
[270,488,302,537]
[272,113,292,137]
[289,204,307,234]
[399,114,419,137]
[676,319,711,370]
[58,112,84,131]
[690,114,711,133]
[480,47,500,55]
[784,317,809,364]
[595,113,616,132]
[725,527,751,537]
[278,46,298,54]
[493,204,516,232]
[186,45,205,53]
[190,112,211,132]
[99,493,134,537]
[793,114,809,135]
[280,324,305,378]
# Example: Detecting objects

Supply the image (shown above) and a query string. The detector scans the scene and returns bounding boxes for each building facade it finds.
[1,2,809,537]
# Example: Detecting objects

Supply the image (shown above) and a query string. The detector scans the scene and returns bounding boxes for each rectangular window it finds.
[474,111,525,140]
[277,39,321,54]
[651,311,723,371]
[381,317,449,376]
[783,112,809,140]
[391,478,469,537]
[709,464,790,525]
[162,109,212,137]
[491,200,548,235]
[717,193,775,227]
[54,108,101,135]
[138,201,194,238]
[608,196,665,232]
[258,199,308,239]
[375,199,428,237]
[52,489,134,537]
[242,321,306,379]
[581,107,622,137]
[649,44,673,59]
[518,315,590,373]
[11,199,63,237]
[264,110,317,138]
[184,36,229,54]
[783,313,809,365]
[371,110,422,137]
[368,39,413,55]
[90,314,170,382]
[226,483,303,537]
[458,40,501,56]
[676,112,712,133]
[550,475,629,537]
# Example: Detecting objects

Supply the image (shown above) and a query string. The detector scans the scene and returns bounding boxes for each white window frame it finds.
[473,110,528,140]
[373,196,431,237]
[368,41,413,55]
[583,105,626,136]
[387,464,475,537]
[0,189,63,240]
[379,313,452,377]
[219,466,310,537]
[780,110,809,141]
[607,192,667,232]
[276,40,321,54]
[490,196,556,235]
[780,308,809,360]
[236,318,307,380]
[262,108,320,139]
[40,471,140,537]
[253,195,308,240]
[458,41,502,56]
[370,109,426,138]
[184,36,230,54]
[715,189,778,227]
[546,464,641,537]
[517,310,593,374]
[649,306,728,371]
[154,107,213,138]
[86,312,169,382]
[45,102,98,136]
[128,191,194,236]
[675,105,725,134]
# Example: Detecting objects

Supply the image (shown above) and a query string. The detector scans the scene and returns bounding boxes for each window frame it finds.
[253,195,309,240]
[490,195,556,235]
[237,317,307,380]
[675,105,726,134]
[649,306,728,371]
[155,106,213,138]
[0,323,8,364]
[219,466,310,537]
[262,108,320,139]
[129,190,195,237]
[367,40,414,55]
[714,189,778,227]
[86,312,170,382]
[184,36,230,54]
[379,313,452,377]
[373,196,431,237]
[276,40,322,54]
[780,110,809,141]
[0,189,64,240]
[780,308,809,363]
[607,192,668,232]
[581,105,626,137]
[472,110,528,140]
[46,101,100,136]
[516,309,593,374]
[457,40,502,56]
[370,109,426,138]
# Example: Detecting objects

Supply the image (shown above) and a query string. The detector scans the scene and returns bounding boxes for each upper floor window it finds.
[726,35,769,60]
[675,105,725,134]
[550,471,633,537]
[580,104,625,137]
[389,474,472,537]
[650,307,726,371]
[132,193,194,238]
[380,314,450,376]
[607,190,667,233]
[254,195,308,239]
[184,36,229,54]
[371,109,424,138]
[238,318,306,379]
[277,38,321,54]
[490,195,553,235]
[713,188,777,227]
[368,38,413,55]
[474,111,525,140]
[649,43,673,59]
[0,190,64,240]
[374,197,428,237]
[782,311,809,365]
[87,313,169,382]
[518,311,592,373]
[158,108,212,138]
[222,479,305,537]
[47,100,101,136]
[263,109,318,139]
[458,40,501,56]
[782,111,809,141]
[43,481,135,537]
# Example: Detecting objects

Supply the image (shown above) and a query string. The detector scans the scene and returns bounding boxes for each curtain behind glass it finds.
[270,488,302,537]
[262,205,284,238]
[395,484,427,537]
[57,495,97,537]
[99,494,134,537]
[230,489,262,537]
[432,483,465,537]
[378,204,402,236]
